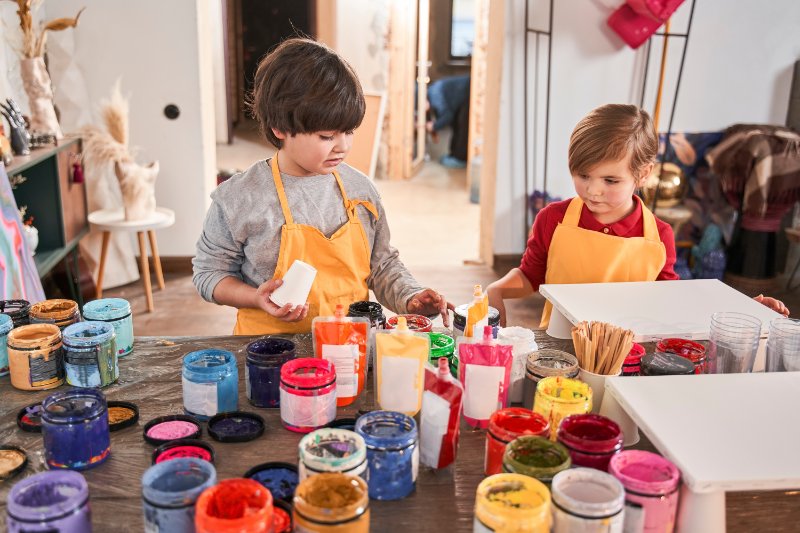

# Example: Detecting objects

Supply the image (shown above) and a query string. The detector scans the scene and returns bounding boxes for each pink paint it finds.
[609,450,680,533]
[146,421,199,440]
[155,446,212,464]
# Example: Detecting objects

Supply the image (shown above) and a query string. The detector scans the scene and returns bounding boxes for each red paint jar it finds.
[656,338,707,374]
[279,358,337,433]
[557,414,623,472]
[622,343,646,376]
[385,314,433,332]
[484,408,550,475]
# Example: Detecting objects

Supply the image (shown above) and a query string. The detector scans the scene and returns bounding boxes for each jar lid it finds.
[207,411,265,443]
[640,352,696,376]
[0,445,28,480]
[273,499,293,533]
[385,314,433,331]
[326,417,358,431]
[143,415,203,446]
[152,439,215,465]
[17,402,43,433]
[623,343,646,366]
[453,304,501,326]
[280,357,336,389]
[347,301,385,322]
[655,338,706,359]
[429,332,455,358]
[244,461,300,502]
[108,401,139,432]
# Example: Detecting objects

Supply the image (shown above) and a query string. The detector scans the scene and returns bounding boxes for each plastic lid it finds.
[143,415,202,445]
[108,401,140,432]
[641,352,696,376]
[152,439,215,465]
[429,332,455,358]
[0,445,28,480]
[244,462,300,502]
[207,411,265,443]
[623,343,646,366]
[17,402,43,433]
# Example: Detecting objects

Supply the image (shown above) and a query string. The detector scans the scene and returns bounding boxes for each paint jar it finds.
[385,314,434,332]
[348,300,386,367]
[245,462,300,502]
[622,343,646,376]
[298,428,367,481]
[0,299,31,327]
[485,407,550,475]
[0,313,11,376]
[63,321,118,388]
[293,473,370,533]
[453,304,500,338]
[195,478,273,533]
[609,450,681,533]
[473,473,551,532]
[7,323,64,391]
[355,410,418,500]
[182,349,238,420]
[640,352,695,376]
[246,336,295,408]
[142,457,217,532]
[6,470,91,533]
[428,331,455,366]
[29,299,81,329]
[656,338,707,374]
[532,376,592,440]
[42,388,111,470]
[551,467,625,532]
[557,414,623,472]
[152,439,215,465]
[273,499,293,533]
[82,297,134,358]
[523,349,579,410]
[497,327,538,404]
[502,435,571,485]
[280,357,337,433]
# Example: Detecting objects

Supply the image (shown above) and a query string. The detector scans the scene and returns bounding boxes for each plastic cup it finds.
[270,260,317,308]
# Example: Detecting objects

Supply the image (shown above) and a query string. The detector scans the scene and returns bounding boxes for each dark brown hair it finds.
[568,104,657,179]
[249,38,365,148]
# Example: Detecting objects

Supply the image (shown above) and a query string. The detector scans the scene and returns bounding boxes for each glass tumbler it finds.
[765,318,800,372]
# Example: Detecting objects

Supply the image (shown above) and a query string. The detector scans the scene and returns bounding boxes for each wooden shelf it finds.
[5,137,81,177]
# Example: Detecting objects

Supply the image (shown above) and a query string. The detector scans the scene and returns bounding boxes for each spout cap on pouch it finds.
[483,325,493,342]
[396,316,409,331]
[334,304,345,319]
[473,284,483,298]
[437,357,450,377]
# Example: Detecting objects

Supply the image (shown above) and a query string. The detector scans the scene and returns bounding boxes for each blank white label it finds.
[420,391,450,468]
[182,377,218,416]
[322,344,358,398]
[463,364,504,420]
[378,356,421,413]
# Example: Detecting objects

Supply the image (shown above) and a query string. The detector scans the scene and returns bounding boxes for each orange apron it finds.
[540,196,666,327]
[234,156,376,335]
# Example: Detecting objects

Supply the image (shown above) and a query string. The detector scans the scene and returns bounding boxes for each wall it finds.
[335,0,390,94]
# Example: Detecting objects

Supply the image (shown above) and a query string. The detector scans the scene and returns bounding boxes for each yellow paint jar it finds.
[29,299,80,330]
[532,377,592,440]
[293,473,369,532]
[8,324,64,391]
[474,473,551,532]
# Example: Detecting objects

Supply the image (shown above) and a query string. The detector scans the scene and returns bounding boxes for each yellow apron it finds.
[234,156,376,335]
[540,196,666,327]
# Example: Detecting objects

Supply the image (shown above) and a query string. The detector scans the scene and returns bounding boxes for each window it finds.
[450,0,475,59]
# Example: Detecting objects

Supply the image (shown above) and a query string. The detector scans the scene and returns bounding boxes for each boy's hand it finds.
[407,289,455,327]
[254,279,309,322]
[754,294,790,317]
[487,286,508,327]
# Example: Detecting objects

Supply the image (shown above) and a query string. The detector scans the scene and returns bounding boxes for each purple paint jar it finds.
[246,336,295,408]
[42,388,110,470]
[6,470,92,532]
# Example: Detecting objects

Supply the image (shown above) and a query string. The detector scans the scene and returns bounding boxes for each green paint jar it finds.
[502,435,571,485]
[428,332,455,367]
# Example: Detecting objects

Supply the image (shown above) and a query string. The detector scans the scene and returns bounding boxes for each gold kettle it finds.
[641,162,686,208]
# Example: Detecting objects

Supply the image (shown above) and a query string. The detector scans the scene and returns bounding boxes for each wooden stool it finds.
[88,208,176,312]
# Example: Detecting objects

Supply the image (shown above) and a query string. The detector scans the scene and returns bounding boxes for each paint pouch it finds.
[458,326,513,428]
[465,285,489,338]
[420,357,463,469]
[375,316,429,416]
[312,304,369,407]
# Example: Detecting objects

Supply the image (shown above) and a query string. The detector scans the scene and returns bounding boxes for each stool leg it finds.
[148,230,166,290]
[96,231,110,299]
[137,231,154,312]
[787,253,800,292]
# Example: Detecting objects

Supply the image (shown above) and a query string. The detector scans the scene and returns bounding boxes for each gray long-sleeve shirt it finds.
[192,158,424,314]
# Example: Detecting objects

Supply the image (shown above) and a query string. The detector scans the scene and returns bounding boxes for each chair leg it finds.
[148,230,166,290]
[96,231,110,299]
[137,231,154,312]
[786,253,800,292]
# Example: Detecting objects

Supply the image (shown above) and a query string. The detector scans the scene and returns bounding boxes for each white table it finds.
[88,207,175,312]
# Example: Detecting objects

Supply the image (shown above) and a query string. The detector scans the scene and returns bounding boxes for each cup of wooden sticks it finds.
[572,321,635,413]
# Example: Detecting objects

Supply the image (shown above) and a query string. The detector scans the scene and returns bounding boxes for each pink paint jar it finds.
[557,414,623,472]
[279,358,337,433]
[609,450,681,533]
[622,343,646,376]
[656,338,706,374]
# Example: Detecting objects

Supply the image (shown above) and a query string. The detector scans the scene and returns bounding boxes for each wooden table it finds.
[1,332,798,531]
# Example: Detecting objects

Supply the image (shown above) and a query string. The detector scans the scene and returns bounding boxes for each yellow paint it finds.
[533,377,592,440]
[474,473,551,532]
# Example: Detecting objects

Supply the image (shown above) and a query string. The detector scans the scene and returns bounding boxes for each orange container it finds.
[195,478,273,533]
[29,299,80,329]
[8,324,64,391]
[312,305,369,407]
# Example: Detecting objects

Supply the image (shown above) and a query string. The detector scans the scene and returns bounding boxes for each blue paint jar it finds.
[246,336,295,408]
[63,321,118,388]
[42,388,111,470]
[142,457,217,533]
[6,470,92,533]
[182,349,238,420]
[0,313,12,376]
[355,410,419,500]
[82,298,134,358]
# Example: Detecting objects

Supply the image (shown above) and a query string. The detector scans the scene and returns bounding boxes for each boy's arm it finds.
[487,268,535,327]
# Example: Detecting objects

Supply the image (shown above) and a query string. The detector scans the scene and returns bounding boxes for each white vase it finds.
[22,225,39,255]
[19,57,63,139]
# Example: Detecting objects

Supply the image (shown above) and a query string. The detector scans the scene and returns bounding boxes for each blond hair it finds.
[568,104,657,180]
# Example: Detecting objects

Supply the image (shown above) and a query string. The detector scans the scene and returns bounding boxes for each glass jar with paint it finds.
[195,478,273,533]
[375,316,429,416]
[557,414,623,472]
[485,407,550,475]
[551,467,625,532]
[385,313,434,332]
[532,376,592,440]
[622,343,646,376]
[0,313,12,376]
[428,331,455,366]
[348,300,386,367]
[473,473,551,532]
[656,338,707,374]
[453,303,500,339]
[640,352,696,376]
[29,299,81,329]
[502,436,571,485]
[152,439,215,464]
[420,357,463,469]
[280,357,337,433]
[245,462,300,503]
[142,457,217,532]
[293,473,370,533]
[312,304,369,407]
[609,450,681,533]
[497,326,538,404]
[523,349,579,410]
[7,323,64,391]
[458,326,513,428]
[42,388,111,470]
[355,410,418,500]
[298,428,367,481]
[0,299,31,327]
[182,349,238,420]
[6,470,92,533]
[246,336,295,408]
[62,321,118,388]
[82,297,134,358]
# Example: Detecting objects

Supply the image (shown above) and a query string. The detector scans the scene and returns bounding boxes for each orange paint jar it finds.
[8,324,64,391]
[195,478,273,533]
[293,473,369,533]
[29,299,80,330]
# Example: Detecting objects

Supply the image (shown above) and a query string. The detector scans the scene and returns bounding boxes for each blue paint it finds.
[0,313,11,376]
[63,321,118,388]
[182,349,238,420]
[246,337,295,408]
[82,298,134,358]
[245,462,299,501]
[355,410,419,500]
[41,388,110,470]
[141,457,217,533]
[6,470,91,532]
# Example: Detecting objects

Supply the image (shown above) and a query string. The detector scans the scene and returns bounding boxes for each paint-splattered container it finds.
[142,457,217,532]
[7,323,64,391]
[656,338,707,374]
[298,428,367,481]
[246,336,295,408]
[473,473,551,532]
[63,321,118,388]
[485,407,550,475]
[182,349,238,420]
[551,468,625,532]
[385,314,434,332]
[523,350,579,410]
[293,473,369,533]
[195,478,273,533]
[279,358,337,433]
[0,299,31,327]
[6,471,91,532]
[557,414,623,472]
[532,376,592,440]
[0,313,12,376]
[428,331,455,367]
[355,410,418,501]
[29,299,81,330]
[622,343,646,376]
[348,301,386,368]
[42,388,110,470]
[501,436,571,485]
[82,298,134,358]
